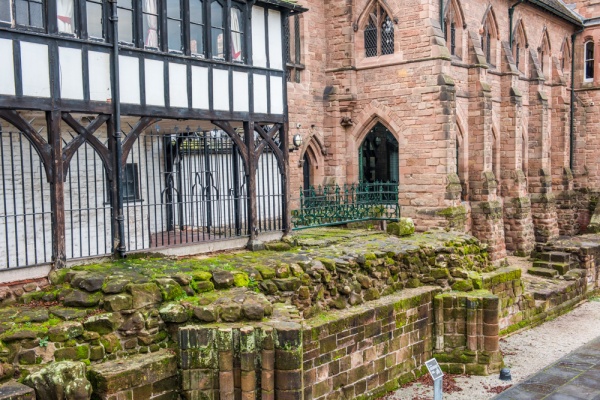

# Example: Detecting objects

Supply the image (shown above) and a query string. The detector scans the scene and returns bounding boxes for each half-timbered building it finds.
[0,0,306,281]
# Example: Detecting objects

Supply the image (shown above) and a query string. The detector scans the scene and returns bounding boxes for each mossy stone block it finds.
[452,279,474,292]
[48,322,84,342]
[154,278,186,302]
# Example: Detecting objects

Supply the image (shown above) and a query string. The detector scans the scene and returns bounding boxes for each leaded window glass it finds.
[363,2,394,58]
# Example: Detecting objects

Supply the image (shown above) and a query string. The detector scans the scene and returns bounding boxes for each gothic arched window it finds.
[539,30,550,76]
[481,8,498,66]
[512,21,527,73]
[444,0,463,58]
[364,2,394,58]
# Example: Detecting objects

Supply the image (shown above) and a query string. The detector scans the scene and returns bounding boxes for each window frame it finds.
[189,0,206,57]
[584,40,594,82]
[123,163,142,203]
[230,3,244,63]
[84,0,106,41]
[165,0,184,53]
[209,0,226,60]
[285,13,304,82]
[0,0,46,31]
[363,1,394,58]
[117,0,136,45]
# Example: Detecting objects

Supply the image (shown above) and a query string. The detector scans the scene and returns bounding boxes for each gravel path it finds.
[384,298,600,400]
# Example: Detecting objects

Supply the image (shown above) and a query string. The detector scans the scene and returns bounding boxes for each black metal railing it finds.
[291,182,400,229]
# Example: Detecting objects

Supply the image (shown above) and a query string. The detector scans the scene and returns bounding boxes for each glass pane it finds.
[586,42,594,61]
[364,23,376,57]
[57,0,74,33]
[120,0,132,9]
[231,32,242,61]
[167,0,180,19]
[211,27,223,58]
[586,60,594,80]
[381,16,393,55]
[231,8,242,61]
[190,0,202,24]
[86,1,103,38]
[168,19,182,51]
[143,14,159,47]
[15,0,28,25]
[118,8,133,43]
[211,1,222,28]
[190,23,204,55]
[29,1,43,27]
[0,0,11,22]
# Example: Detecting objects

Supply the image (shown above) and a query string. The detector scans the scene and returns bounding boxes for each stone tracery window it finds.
[363,1,394,58]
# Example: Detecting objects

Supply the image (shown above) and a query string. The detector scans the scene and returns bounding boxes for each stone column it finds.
[467,32,506,260]
[550,58,579,236]
[274,323,303,399]
[528,50,559,243]
[499,42,535,255]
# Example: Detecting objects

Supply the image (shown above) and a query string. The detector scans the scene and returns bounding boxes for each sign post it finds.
[425,358,443,400]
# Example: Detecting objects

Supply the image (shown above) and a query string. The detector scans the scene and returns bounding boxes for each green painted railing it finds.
[291,182,400,229]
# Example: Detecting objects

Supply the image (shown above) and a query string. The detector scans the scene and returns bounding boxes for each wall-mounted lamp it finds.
[293,134,303,148]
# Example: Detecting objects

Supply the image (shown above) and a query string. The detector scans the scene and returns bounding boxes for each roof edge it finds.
[256,0,308,14]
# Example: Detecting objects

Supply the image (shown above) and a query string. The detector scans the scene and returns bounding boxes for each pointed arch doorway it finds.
[359,122,399,183]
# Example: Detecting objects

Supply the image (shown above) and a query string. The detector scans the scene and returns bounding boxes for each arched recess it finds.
[512,19,528,74]
[481,5,499,66]
[560,36,571,73]
[491,126,500,182]
[298,135,325,190]
[444,0,465,58]
[349,102,406,184]
[521,124,529,176]
[455,116,468,200]
[358,122,399,183]
[538,27,551,78]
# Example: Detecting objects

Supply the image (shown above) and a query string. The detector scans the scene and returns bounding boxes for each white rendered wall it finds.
[144,59,165,107]
[119,55,140,104]
[252,6,267,68]
[59,47,84,100]
[0,39,15,96]
[267,9,282,70]
[169,62,188,108]
[253,74,268,114]
[213,69,229,111]
[232,71,249,112]
[88,51,111,102]
[21,42,50,97]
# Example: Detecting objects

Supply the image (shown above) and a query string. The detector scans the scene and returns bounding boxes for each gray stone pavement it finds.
[494,336,600,400]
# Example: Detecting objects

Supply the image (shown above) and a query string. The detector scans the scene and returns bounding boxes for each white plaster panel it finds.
[252,6,267,68]
[270,75,283,114]
[88,51,111,102]
[144,59,164,107]
[253,74,267,114]
[169,62,188,108]
[191,66,209,109]
[212,69,229,111]
[58,47,84,100]
[0,39,15,96]
[119,55,140,105]
[267,9,283,70]
[20,42,50,97]
[232,71,248,112]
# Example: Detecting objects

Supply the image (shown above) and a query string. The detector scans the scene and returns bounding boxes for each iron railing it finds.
[291,182,399,229]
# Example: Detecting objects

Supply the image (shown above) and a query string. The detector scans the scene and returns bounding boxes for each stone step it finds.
[0,383,35,400]
[539,251,572,263]
[528,267,559,278]
[532,260,571,275]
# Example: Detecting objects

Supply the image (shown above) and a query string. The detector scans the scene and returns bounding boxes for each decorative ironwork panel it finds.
[381,16,394,55]
[291,182,399,229]
[364,21,377,57]
[0,129,52,268]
